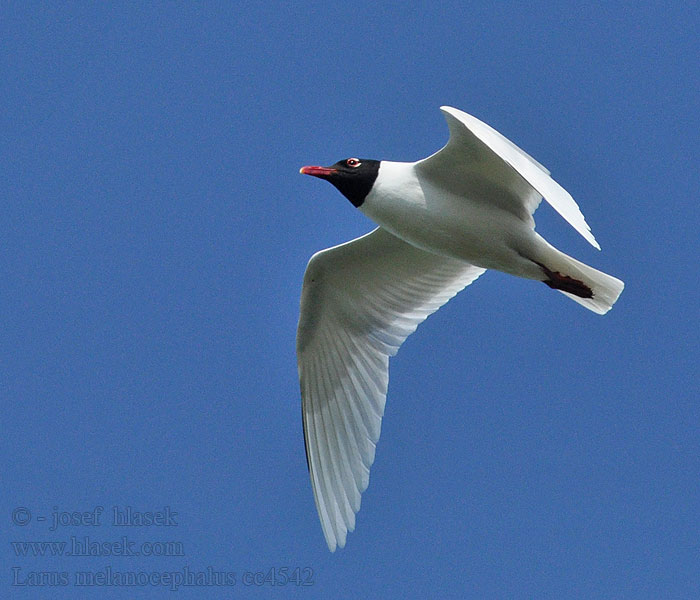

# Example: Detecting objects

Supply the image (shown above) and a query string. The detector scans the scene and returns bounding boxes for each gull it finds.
[297,106,624,551]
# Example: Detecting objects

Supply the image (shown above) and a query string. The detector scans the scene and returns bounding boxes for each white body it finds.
[362,160,547,280]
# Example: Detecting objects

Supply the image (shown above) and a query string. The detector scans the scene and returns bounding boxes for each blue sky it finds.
[2,3,697,598]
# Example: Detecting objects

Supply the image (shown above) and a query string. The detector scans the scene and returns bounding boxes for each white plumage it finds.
[297,107,624,550]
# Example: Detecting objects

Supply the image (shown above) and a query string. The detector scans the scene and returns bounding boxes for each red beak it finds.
[299,165,337,178]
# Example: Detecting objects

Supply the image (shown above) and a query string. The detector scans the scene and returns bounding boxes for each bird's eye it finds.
[346,158,361,168]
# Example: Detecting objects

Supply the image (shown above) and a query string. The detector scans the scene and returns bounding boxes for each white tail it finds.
[537,240,624,315]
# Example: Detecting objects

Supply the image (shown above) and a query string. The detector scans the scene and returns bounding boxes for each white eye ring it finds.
[346,158,361,168]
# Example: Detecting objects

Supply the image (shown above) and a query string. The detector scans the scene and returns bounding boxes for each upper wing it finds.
[297,227,485,551]
[415,106,600,250]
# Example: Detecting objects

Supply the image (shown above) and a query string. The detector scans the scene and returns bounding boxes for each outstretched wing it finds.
[297,227,485,550]
[415,106,600,249]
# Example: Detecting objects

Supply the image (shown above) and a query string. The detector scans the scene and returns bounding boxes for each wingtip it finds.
[324,530,343,552]
[587,232,602,251]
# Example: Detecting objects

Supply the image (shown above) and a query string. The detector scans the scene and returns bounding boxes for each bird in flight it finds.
[297,106,624,551]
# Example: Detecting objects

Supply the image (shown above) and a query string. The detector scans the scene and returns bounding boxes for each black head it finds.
[300,157,380,207]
